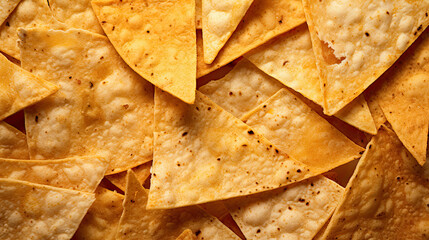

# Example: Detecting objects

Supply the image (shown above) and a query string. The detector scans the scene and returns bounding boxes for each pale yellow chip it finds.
[0,0,21,26]
[72,187,124,240]
[241,88,364,173]
[49,0,104,34]
[19,28,154,174]
[202,0,254,64]
[245,23,376,134]
[116,170,240,240]
[197,0,305,78]
[196,0,202,29]
[373,28,429,166]
[149,89,318,209]
[0,0,66,59]
[91,0,196,104]
[105,161,152,192]
[303,0,429,115]
[225,176,343,240]
[0,121,28,159]
[322,126,429,239]
[0,156,108,192]
[0,178,95,240]
[0,52,59,121]
[176,229,197,240]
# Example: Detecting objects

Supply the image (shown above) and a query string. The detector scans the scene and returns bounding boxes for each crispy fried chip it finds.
[19,28,154,174]
[196,0,202,29]
[116,170,240,240]
[0,178,95,240]
[149,89,317,209]
[202,0,253,64]
[176,229,197,240]
[0,156,108,192]
[197,0,305,77]
[241,88,363,173]
[91,0,196,104]
[303,0,429,115]
[245,24,376,134]
[0,121,28,159]
[225,176,343,240]
[322,126,429,239]
[0,0,21,26]
[0,0,66,59]
[72,187,124,240]
[49,0,104,34]
[0,53,59,121]
[105,161,152,192]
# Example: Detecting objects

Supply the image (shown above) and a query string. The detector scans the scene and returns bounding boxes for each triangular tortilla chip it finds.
[197,0,305,77]
[91,0,196,104]
[373,28,429,166]
[0,178,95,240]
[225,176,343,240]
[0,0,21,26]
[49,0,104,34]
[364,81,388,131]
[0,156,108,192]
[116,170,240,240]
[18,28,154,174]
[241,88,364,173]
[72,187,124,240]
[322,126,429,239]
[149,89,317,209]
[176,229,197,240]
[244,24,376,134]
[196,0,202,29]
[0,0,66,59]
[105,161,152,192]
[202,0,254,64]
[0,53,59,121]
[302,0,429,115]
[0,121,28,159]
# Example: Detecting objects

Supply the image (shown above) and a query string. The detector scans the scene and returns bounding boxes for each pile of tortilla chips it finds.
[0,0,428,239]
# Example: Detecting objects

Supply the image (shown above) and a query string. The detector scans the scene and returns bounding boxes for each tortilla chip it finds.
[241,88,364,173]
[18,28,154,174]
[0,53,59,121]
[199,201,230,220]
[372,28,429,166]
[176,229,197,240]
[149,89,317,209]
[196,0,202,29]
[364,83,387,131]
[0,121,28,159]
[91,0,196,104]
[225,176,343,240]
[49,0,104,34]
[245,23,376,134]
[312,218,330,240]
[322,126,429,239]
[0,0,66,60]
[0,0,21,26]
[72,187,124,240]
[197,0,305,77]
[202,0,253,64]
[0,178,95,240]
[302,0,429,115]
[105,161,152,192]
[116,170,240,240]
[0,156,108,192]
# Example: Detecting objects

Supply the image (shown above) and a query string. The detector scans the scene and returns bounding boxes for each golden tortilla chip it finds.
[245,23,376,134]
[0,178,95,240]
[0,0,66,59]
[149,89,318,209]
[196,0,202,29]
[303,0,429,115]
[49,0,104,34]
[202,0,254,64]
[18,28,154,174]
[225,176,343,240]
[0,121,28,159]
[0,53,59,121]
[176,229,197,240]
[72,187,124,240]
[0,156,108,192]
[197,0,305,77]
[0,0,21,26]
[105,161,152,192]
[241,88,364,173]
[116,170,240,240]
[364,82,388,131]
[322,126,429,239]
[91,0,196,104]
